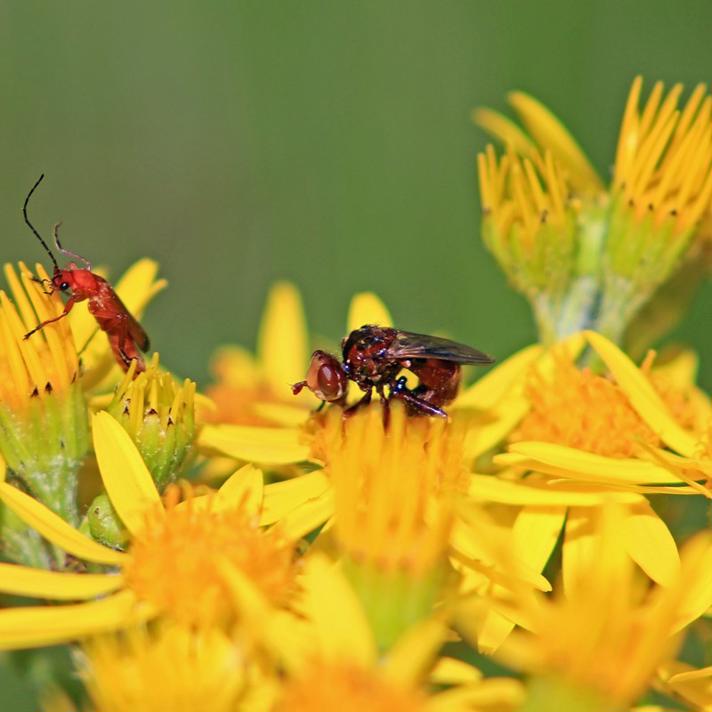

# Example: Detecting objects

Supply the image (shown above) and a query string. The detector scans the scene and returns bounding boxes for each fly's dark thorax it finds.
[342,325,400,390]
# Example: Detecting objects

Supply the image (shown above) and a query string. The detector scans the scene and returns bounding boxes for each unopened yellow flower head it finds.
[79,623,276,712]
[0,262,89,525]
[313,402,467,649]
[106,354,196,490]
[476,78,712,349]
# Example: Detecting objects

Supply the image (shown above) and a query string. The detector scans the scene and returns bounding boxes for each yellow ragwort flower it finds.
[0,411,299,649]
[468,331,712,593]
[78,622,278,712]
[462,507,712,711]
[275,555,524,712]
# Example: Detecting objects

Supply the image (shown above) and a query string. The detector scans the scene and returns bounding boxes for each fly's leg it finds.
[390,376,447,418]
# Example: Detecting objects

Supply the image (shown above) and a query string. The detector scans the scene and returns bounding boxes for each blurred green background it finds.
[1,1,712,707]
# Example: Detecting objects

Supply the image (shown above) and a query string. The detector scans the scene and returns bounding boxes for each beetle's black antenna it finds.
[23,174,59,272]
[53,222,92,270]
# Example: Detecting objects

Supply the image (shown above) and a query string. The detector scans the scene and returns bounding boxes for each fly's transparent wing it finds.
[387,330,494,364]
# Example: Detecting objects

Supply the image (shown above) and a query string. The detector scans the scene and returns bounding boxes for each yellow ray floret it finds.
[0,262,78,410]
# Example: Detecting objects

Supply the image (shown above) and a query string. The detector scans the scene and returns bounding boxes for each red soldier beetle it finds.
[21,174,150,374]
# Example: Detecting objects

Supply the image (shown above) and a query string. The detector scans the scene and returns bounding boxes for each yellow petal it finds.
[623,502,680,586]
[451,516,551,593]
[456,343,541,409]
[463,395,530,460]
[426,678,525,712]
[665,666,712,712]
[198,424,311,465]
[0,590,151,650]
[500,441,691,485]
[0,563,122,600]
[252,402,311,428]
[0,482,125,565]
[257,282,308,393]
[562,508,598,593]
[347,292,393,332]
[468,474,644,506]
[209,346,260,389]
[382,617,449,686]
[473,107,538,156]
[276,489,334,540]
[298,555,376,666]
[429,657,482,686]
[92,411,161,535]
[674,533,712,631]
[513,506,566,573]
[653,348,699,389]
[585,331,698,457]
[262,470,331,525]
[508,91,603,192]
[217,560,274,630]
[216,464,264,516]
[477,608,517,654]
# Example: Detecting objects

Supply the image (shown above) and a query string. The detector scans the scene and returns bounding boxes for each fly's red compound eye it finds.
[316,362,345,400]
[305,350,346,402]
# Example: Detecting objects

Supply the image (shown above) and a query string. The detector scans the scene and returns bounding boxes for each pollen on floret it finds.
[275,663,425,712]
[512,352,661,458]
[313,402,467,575]
[124,485,298,627]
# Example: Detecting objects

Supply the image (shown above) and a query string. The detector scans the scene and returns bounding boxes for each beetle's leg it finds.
[30,275,54,295]
[23,296,78,339]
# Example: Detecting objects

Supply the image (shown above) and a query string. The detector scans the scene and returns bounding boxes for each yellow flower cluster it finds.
[1,77,712,712]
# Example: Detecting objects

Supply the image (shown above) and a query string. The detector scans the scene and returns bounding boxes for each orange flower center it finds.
[512,355,661,458]
[275,663,425,712]
[125,488,297,626]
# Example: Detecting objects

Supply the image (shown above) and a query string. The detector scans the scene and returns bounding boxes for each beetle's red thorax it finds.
[56,267,107,299]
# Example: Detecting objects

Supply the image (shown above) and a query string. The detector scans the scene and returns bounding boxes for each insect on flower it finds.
[292,324,494,417]
[21,174,150,374]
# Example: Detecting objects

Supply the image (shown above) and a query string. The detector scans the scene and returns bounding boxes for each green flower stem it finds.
[0,501,52,568]
[520,677,623,712]
[342,557,447,651]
